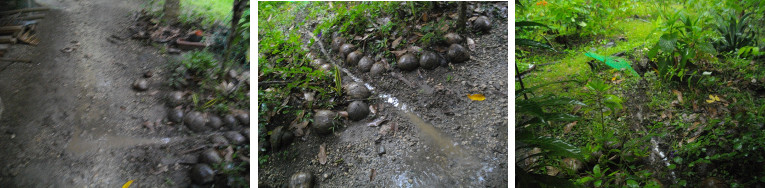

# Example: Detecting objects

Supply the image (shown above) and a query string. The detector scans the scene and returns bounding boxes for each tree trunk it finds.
[457,2,467,34]
[163,0,180,23]
[225,0,248,61]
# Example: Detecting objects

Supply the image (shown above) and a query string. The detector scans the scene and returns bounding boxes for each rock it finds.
[419,51,439,69]
[270,126,286,150]
[190,163,215,184]
[210,135,229,146]
[312,110,339,135]
[168,109,184,123]
[132,79,149,91]
[357,56,374,72]
[473,16,491,32]
[701,177,727,188]
[347,101,370,121]
[319,64,333,72]
[310,59,325,69]
[378,145,386,156]
[144,70,154,78]
[199,149,222,165]
[206,114,223,129]
[331,37,345,52]
[346,51,363,66]
[339,44,356,59]
[236,112,250,126]
[562,158,583,172]
[224,131,247,145]
[370,62,385,76]
[444,33,463,44]
[223,114,238,127]
[167,91,184,106]
[184,111,208,132]
[346,82,371,100]
[242,128,249,140]
[397,53,419,71]
[447,44,470,63]
[289,172,314,188]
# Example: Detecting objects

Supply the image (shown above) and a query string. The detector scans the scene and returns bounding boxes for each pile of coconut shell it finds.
[164,91,251,186]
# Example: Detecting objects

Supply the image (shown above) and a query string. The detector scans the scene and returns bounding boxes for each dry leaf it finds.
[563,121,577,134]
[422,12,428,22]
[672,90,683,103]
[467,94,486,101]
[392,36,403,49]
[467,38,475,51]
[706,95,720,103]
[391,50,407,58]
[468,16,478,22]
[366,116,386,127]
[122,180,134,188]
[318,144,327,165]
[688,122,700,132]
[686,134,700,143]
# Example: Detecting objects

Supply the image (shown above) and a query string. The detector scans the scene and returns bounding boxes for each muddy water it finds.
[66,128,171,155]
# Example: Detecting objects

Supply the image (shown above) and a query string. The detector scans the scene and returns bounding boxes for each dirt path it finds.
[0,0,201,187]
[259,2,508,187]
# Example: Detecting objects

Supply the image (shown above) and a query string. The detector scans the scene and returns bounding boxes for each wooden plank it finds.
[0,26,23,34]
[0,36,17,44]
[0,7,50,15]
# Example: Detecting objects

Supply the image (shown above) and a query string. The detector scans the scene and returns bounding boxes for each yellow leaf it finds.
[611,76,616,81]
[467,94,486,101]
[706,95,720,103]
[122,180,134,188]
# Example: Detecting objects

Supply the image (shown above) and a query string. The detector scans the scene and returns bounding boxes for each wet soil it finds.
[258,2,509,187]
[0,0,210,187]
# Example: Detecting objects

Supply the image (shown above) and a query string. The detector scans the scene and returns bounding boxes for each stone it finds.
[270,126,286,150]
[377,145,386,156]
[167,91,184,106]
[444,33,463,44]
[339,44,356,59]
[312,110,339,135]
[347,101,370,121]
[206,114,223,129]
[370,62,385,76]
[701,177,726,188]
[210,135,229,146]
[447,44,470,63]
[144,70,154,78]
[357,56,374,72]
[331,37,345,52]
[310,59,325,69]
[184,111,208,132]
[397,53,419,71]
[418,51,439,70]
[473,16,491,32]
[224,131,246,145]
[132,79,149,91]
[346,51,363,66]
[562,158,583,172]
[190,163,215,184]
[346,82,371,100]
[223,114,238,127]
[199,149,222,165]
[168,109,184,123]
[236,112,249,126]
[288,172,314,188]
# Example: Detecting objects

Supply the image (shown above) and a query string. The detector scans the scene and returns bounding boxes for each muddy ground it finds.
[258,2,509,187]
[0,0,220,187]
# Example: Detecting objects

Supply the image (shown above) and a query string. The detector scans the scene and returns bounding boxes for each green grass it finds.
[144,0,233,29]
[518,20,657,96]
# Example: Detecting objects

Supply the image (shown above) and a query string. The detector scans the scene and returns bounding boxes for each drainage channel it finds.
[303,31,492,186]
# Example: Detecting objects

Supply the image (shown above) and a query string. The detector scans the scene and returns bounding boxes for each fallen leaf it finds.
[468,16,478,22]
[692,101,699,111]
[706,95,720,103]
[686,134,700,143]
[370,169,376,181]
[391,50,407,58]
[318,144,327,165]
[672,90,683,103]
[366,116,386,127]
[688,122,700,132]
[467,94,486,101]
[467,38,475,51]
[422,12,428,22]
[122,180,134,188]
[563,121,577,134]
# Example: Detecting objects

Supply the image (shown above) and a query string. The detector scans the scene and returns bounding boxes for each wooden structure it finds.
[0,6,48,62]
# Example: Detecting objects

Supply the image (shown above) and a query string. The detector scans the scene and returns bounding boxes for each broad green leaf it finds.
[626,179,639,188]
[516,21,549,28]
[658,33,678,53]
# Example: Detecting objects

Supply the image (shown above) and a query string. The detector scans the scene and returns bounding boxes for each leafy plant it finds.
[714,12,758,53]
[646,10,717,82]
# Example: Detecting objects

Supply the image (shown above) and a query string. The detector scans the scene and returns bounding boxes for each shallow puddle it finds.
[66,129,170,155]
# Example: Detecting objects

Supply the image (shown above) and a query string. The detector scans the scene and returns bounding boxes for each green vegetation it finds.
[145,0,234,28]
[517,0,764,187]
